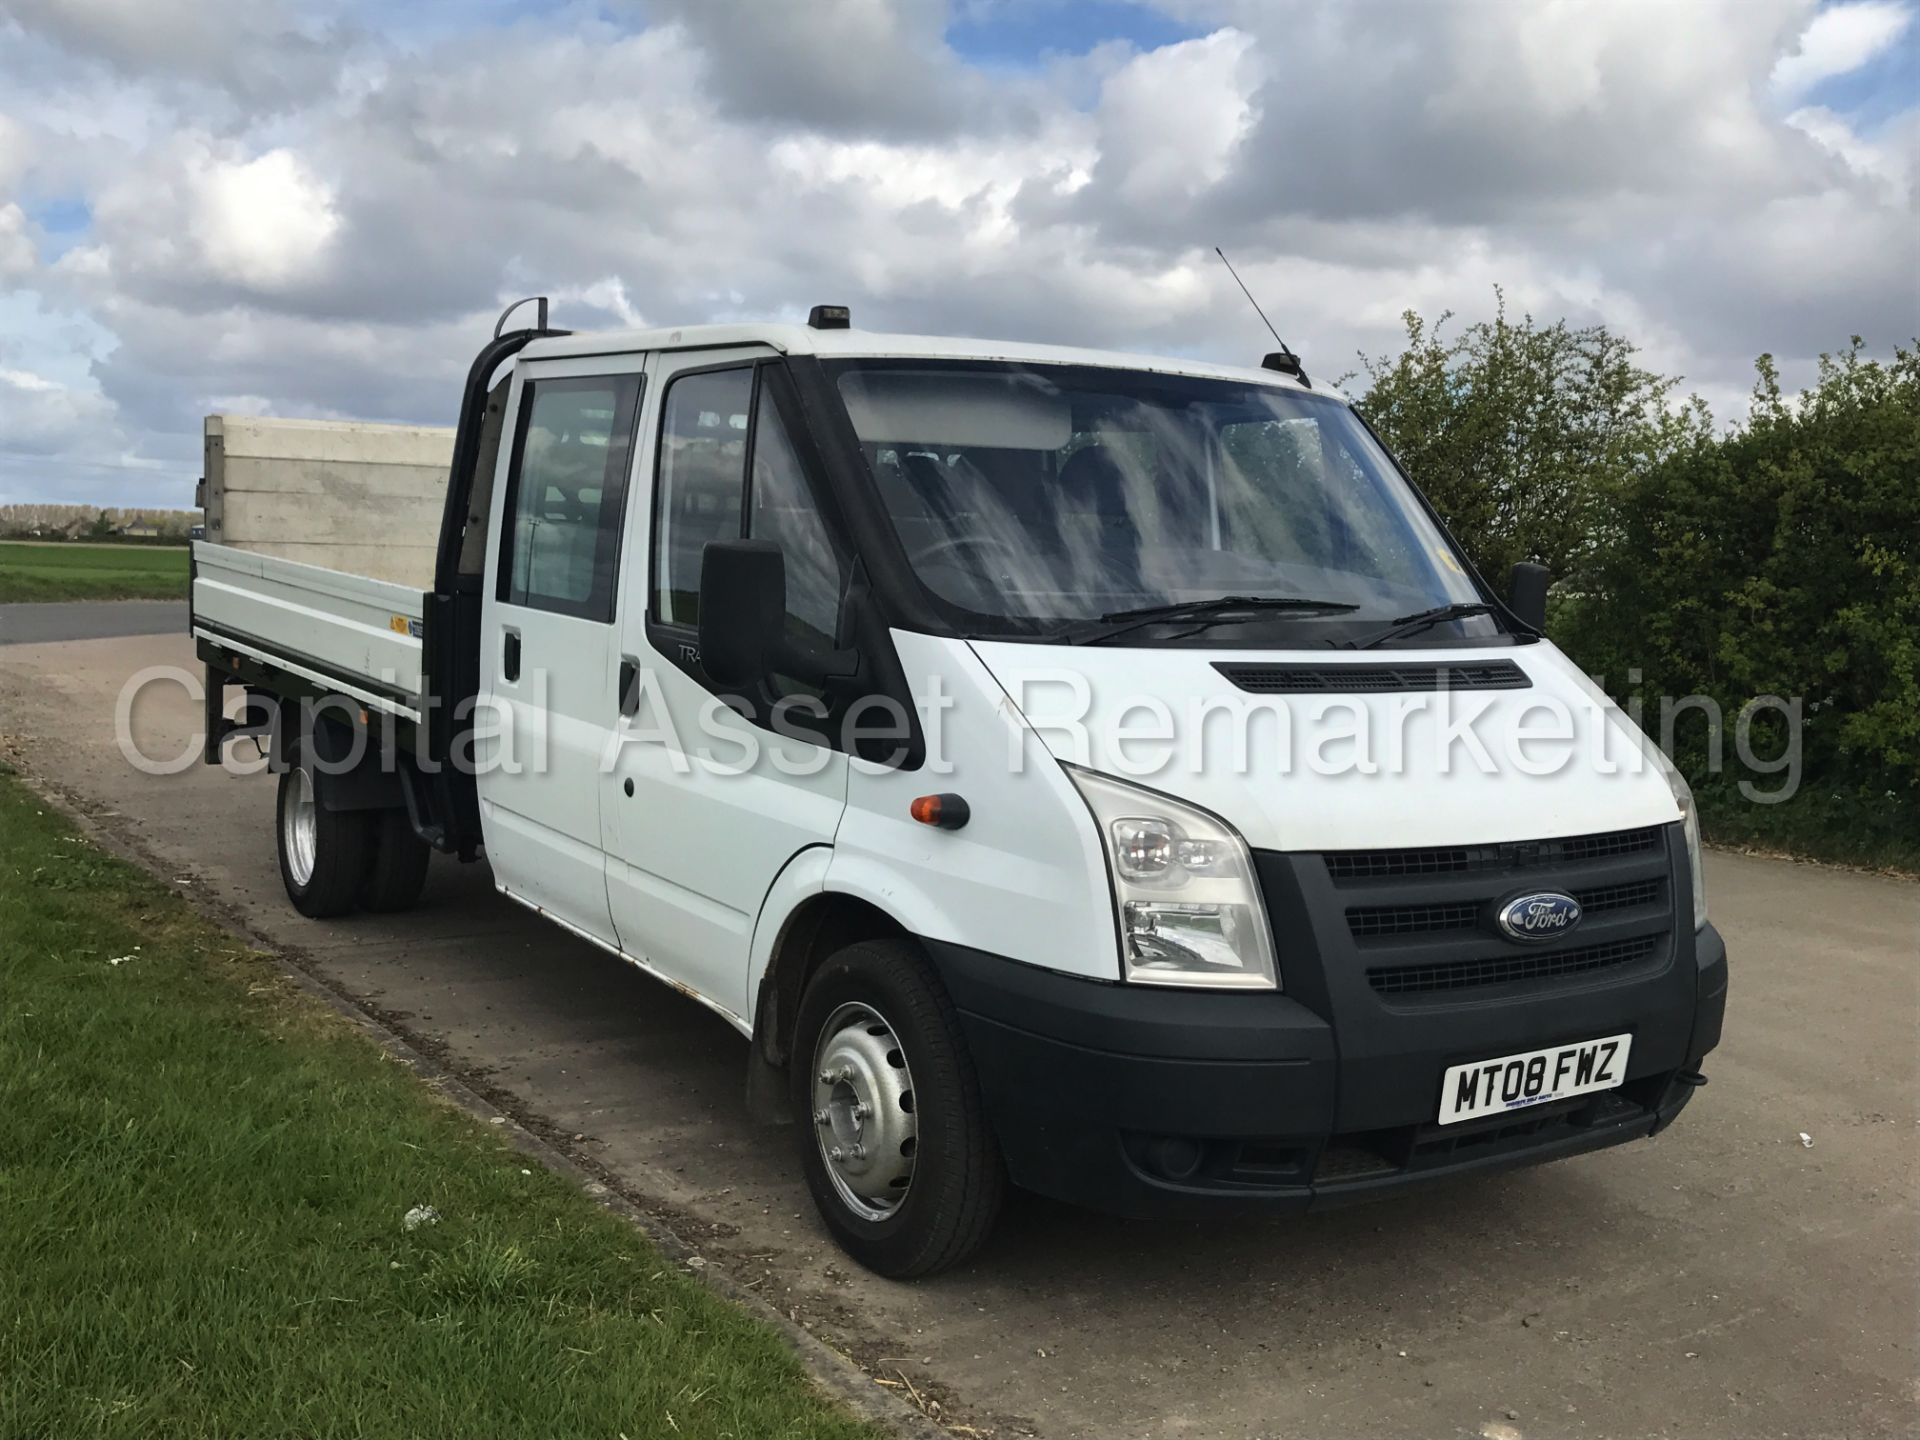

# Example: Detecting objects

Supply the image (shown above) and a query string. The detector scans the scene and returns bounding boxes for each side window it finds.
[497,374,642,621]
[750,387,847,651]
[653,367,753,628]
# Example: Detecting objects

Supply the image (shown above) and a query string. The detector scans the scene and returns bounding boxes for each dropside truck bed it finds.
[192,541,427,724]
[191,319,542,863]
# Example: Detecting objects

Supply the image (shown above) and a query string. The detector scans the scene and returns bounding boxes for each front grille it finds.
[1214,659,1530,695]
[1305,824,1676,1001]
[1368,934,1661,996]
[1325,826,1662,883]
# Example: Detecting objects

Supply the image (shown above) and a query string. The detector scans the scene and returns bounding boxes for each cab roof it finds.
[519,322,1341,401]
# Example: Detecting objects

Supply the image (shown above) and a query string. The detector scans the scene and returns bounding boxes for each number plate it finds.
[1438,1033,1632,1126]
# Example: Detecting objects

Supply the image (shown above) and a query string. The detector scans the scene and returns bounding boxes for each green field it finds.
[0,541,190,602]
[0,771,880,1440]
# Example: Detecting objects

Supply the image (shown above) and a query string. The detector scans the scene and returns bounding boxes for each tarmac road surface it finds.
[1,630,1914,1439]
[0,600,188,646]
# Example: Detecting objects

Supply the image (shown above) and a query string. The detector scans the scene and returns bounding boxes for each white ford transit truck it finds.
[191,301,1727,1276]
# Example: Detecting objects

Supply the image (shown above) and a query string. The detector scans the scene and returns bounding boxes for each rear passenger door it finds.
[601,352,851,1023]
[476,357,644,944]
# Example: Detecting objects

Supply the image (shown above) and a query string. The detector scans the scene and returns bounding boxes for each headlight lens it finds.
[1662,761,1708,931]
[1067,767,1279,990]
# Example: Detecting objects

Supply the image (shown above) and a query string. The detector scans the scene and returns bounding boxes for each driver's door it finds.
[599,352,851,1023]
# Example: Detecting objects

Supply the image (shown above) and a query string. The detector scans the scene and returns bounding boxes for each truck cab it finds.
[192,306,1727,1276]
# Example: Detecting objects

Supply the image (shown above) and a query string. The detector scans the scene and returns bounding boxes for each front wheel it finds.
[276,744,372,918]
[793,938,1004,1277]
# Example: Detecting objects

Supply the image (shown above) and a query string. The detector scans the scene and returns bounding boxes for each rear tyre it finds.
[276,744,372,919]
[793,938,1004,1277]
[358,809,432,913]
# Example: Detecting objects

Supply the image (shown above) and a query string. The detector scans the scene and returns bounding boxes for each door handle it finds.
[502,629,521,683]
[618,655,639,716]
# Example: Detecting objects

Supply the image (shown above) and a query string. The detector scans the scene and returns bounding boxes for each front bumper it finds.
[925,921,1726,1220]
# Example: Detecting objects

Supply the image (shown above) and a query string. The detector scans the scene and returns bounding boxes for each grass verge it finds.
[0,541,189,602]
[0,771,882,1440]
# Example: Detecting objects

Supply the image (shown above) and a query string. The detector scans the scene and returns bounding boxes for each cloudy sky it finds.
[0,0,1914,510]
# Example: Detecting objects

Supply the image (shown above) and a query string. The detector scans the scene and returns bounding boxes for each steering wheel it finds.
[908,534,1027,577]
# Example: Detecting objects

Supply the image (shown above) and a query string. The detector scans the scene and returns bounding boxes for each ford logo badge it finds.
[1496,891,1583,942]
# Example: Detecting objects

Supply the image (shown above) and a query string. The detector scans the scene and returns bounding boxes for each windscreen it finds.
[830,361,1486,639]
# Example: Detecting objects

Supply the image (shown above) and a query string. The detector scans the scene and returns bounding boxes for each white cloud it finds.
[0,112,27,189]
[1787,103,1913,200]
[190,147,341,291]
[1771,0,1913,97]
[0,0,350,107]
[0,202,35,277]
[0,0,1913,503]
[0,361,117,455]
[1093,29,1257,206]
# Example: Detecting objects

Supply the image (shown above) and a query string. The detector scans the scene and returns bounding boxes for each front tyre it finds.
[793,939,1004,1277]
[276,744,372,918]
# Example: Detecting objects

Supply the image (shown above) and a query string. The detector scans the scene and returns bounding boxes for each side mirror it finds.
[698,539,863,689]
[1508,561,1551,633]
[699,540,784,687]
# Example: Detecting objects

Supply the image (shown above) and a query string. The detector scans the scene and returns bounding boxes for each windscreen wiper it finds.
[1063,594,1359,647]
[1346,601,1499,650]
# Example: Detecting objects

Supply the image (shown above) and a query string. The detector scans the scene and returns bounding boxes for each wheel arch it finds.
[751,887,910,1070]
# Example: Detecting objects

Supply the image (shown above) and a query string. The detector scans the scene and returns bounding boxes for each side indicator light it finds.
[909,793,971,830]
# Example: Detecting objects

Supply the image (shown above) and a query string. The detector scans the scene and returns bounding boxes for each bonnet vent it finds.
[1213,660,1531,695]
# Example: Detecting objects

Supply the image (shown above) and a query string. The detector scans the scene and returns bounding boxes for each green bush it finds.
[1354,294,1707,586]
[1360,303,1918,869]
[1564,341,1919,867]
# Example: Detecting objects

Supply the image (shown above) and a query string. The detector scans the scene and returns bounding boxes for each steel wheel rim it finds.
[811,1002,918,1221]
[284,765,318,887]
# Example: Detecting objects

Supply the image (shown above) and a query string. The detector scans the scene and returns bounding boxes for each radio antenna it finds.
[1215,247,1310,387]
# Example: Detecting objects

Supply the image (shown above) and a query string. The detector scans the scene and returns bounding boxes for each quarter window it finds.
[497,374,642,621]
[653,367,753,629]
[749,385,845,652]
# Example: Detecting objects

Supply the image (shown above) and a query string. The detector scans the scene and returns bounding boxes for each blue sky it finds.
[947,0,1201,62]
[0,0,1914,511]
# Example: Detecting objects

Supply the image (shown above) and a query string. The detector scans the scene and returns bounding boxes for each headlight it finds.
[1661,761,1708,931]
[1066,767,1279,990]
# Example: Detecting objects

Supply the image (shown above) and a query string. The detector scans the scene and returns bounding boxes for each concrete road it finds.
[2,632,1915,1440]
[0,600,188,645]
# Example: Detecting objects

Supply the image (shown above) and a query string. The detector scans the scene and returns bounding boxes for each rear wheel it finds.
[793,938,1003,1277]
[276,744,372,918]
[359,809,432,913]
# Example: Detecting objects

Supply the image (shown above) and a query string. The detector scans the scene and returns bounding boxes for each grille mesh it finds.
[1327,846,1473,881]
[1559,828,1664,862]
[1367,935,1662,997]
[1325,827,1663,883]
[1347,901,1480,938]
[1215,660,1530,695]
[1577,878,1662,913]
